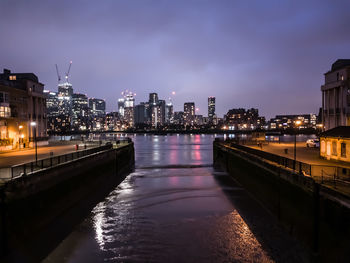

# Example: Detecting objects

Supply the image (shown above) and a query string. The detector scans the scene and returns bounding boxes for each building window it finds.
[332,141,337,156]
[0,106,11,117]
[341,143,346,158]
[9,75,16,80]
[321,140,326,153]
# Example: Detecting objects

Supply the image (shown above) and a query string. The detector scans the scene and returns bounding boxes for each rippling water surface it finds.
[44,134,307,263]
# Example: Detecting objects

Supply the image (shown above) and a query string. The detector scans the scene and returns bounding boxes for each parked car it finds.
[306,139,320,148]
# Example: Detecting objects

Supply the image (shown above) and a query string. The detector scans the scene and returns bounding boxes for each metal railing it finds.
[9,144,113,180]
[227,142,312,175]
[221,140,350,191]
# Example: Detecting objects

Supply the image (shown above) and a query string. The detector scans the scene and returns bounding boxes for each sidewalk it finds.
[0,143,96,168]
[249,142,350,169]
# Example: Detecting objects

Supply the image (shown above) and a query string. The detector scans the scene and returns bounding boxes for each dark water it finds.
[44,134,307,263]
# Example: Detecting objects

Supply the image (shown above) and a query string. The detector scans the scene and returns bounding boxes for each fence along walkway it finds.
[225,141,350,191]
[0,144,114,182]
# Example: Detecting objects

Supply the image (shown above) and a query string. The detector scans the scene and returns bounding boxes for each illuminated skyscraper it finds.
[184,102,195,126]
[208,97,215,123]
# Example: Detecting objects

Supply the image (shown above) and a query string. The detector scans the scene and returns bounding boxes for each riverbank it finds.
[0,142,135,262]
[214,140,350,262]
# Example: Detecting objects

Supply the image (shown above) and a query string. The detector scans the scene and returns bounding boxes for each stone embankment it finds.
[0,142,134,262]
[214,140,350,263]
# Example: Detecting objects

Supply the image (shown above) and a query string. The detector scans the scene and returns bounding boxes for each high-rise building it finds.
[208,97,215,122]
[118,98,125,117]
[134,103,147,125]
[149,93,158,105]
[184,102,195,126]
[124,93,135,127]
[89,98,106,117]
[165,100,174,124]
[72,93,89,131]
[321,59,350,130]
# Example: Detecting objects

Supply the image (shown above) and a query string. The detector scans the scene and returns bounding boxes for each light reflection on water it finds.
[44,134,306,263]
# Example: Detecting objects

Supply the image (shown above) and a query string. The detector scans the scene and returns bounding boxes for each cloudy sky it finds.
[1,0,350,119]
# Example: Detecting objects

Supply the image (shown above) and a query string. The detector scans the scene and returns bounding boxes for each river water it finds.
[44,134,307,263]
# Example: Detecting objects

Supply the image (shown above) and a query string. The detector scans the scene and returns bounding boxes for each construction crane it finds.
[65,61,72,82]
[55,64,61,83]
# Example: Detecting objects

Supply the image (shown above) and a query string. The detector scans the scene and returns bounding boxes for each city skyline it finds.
[1,1,350,119]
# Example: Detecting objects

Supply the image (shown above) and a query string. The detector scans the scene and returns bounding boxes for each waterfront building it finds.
[184,102,195,126]
[320,126,350,163]
[269,114,317,130]
[225,108,260,130]
[321,59,350,130]
[72,93,89,131]
[0,68,47,147]
[208,97,215,123]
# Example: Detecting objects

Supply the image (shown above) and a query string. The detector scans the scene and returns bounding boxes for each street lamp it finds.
[18,125,23,149]
[30,121,37,164]
[293,120,302,171]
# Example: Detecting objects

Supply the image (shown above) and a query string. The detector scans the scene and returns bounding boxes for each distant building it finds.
[149,93,158,106]
[321,59,350,130]
[0,68,47,147]
[225,108,260,130]
[165,100,174,124]
[184,102,195,126]
[208,97,215,123]
[105,112,120,131]
[134,104,147,125]
[72,93,89,131]
[118,98,125,117]
[195,115,203,125]
[124,93,135,127]
[151,100,165,128]
[269,114,317,130]
[173,111,184,125]
[89,98,106,117]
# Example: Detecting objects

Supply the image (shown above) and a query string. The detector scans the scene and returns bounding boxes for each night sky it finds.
[1,0,350,119]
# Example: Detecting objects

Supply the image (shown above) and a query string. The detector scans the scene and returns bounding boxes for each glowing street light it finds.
[293,120,302,171]
[30,121,38,163]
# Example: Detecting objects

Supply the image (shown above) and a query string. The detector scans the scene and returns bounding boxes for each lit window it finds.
[9,75,16,80]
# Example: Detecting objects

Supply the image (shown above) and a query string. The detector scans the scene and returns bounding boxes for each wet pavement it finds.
[44,134,308,263]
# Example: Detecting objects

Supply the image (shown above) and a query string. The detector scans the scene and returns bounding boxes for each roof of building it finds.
[330,59,350,72]
[320,126,350,138]
[0,68,39,83]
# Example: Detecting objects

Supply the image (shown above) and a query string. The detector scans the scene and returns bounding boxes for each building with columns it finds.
[0,68,47,148]
[321,59,350,130]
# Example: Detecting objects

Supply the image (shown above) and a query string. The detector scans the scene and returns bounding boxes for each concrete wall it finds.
[214,141,350,263]
[0,142,134,262]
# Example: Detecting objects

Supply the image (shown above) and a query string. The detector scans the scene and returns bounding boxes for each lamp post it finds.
[30,122,37,164]
[293,120,302,171]
[18,125,23,149]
